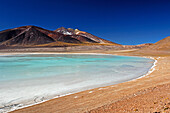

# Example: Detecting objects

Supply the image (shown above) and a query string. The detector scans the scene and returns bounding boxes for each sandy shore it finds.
[5,51,169,113]
[89,83,170,113]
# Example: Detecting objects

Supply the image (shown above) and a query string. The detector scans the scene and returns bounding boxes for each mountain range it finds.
[0,25,169,52]
[0,26,118,48]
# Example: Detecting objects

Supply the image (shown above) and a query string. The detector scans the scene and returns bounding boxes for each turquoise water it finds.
[0,54,153,82]
[0,54,154,112]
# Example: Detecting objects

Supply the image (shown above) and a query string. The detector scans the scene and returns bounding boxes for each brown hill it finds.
[0,26,119,48]
[148,36,170,50]
[140,36,170,51]
[132,36,170,56]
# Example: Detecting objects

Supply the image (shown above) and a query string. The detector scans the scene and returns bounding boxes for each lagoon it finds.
[0,54,154,112]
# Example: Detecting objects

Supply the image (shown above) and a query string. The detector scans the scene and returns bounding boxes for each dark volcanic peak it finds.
[0,26,55,47]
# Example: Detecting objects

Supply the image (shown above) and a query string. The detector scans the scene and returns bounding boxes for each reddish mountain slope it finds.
[54,27,117,44]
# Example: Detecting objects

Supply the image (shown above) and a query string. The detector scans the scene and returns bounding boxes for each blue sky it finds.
[0,0,170,45]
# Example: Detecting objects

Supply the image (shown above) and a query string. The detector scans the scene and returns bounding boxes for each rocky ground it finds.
[89,84,170,113]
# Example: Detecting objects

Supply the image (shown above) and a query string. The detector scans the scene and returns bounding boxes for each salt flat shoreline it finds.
[1,52,169,113]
